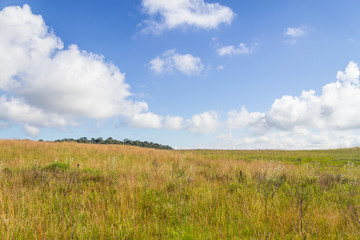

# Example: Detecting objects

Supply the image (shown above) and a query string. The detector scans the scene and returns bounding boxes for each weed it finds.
[170,160,188,181]
[318,172,342,190]
[253,164,286,231]
[340,179,360,233]
[284,178,313,238]
[236,169,247,183]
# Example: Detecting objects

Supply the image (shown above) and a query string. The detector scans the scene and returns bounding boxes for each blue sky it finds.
[1,0,360,149]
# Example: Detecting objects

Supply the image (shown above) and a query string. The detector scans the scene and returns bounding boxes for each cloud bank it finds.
[220,61,360,149]
[227,61,360,132]
[140,0,235,34]
[0,5,160,135]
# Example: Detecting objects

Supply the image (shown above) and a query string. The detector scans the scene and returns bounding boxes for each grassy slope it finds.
[1,140,360,239]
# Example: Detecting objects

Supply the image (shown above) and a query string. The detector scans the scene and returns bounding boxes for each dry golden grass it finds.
[1,140,360,239]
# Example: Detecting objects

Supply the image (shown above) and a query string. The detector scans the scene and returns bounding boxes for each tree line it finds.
[51,137,173,150]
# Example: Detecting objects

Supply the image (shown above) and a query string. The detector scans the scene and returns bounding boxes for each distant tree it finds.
[105,137,114,144]
[54,137,172,150]
[77,137,88,143]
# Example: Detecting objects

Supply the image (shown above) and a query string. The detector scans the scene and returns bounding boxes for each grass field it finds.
[1,140,360,239]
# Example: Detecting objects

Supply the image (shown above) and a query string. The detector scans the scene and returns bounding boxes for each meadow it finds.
[1,140,360,239]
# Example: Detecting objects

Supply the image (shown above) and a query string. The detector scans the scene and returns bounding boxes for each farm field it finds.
[1,140,360,239]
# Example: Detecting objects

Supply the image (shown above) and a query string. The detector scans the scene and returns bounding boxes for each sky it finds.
[0,0,360,149]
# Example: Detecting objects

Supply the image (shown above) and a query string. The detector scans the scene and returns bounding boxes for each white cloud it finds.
[336,61,360,84]
[264,62,360,131]
[148,57,165,74]
[24,124,40,138]
[227,106,265,130]
[0,96,70,129]
[217,42,257,56]
[140,0,235,34]
[186,111,218,133]
[188,61,360,149]
[148,49,203,75]
[172,53,203,75]
[164,116,183,130]
[227,62,360,135]
[285,27,306,38]
[215,129,360,150]
[130,112,163,128]
[216,65,224,70]
[0,5,156,133]
[285,26,308,44]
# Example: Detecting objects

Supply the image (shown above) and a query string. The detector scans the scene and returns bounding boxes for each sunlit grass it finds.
[1,140,360,239]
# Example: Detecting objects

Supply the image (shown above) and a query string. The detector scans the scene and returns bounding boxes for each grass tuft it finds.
[42,161,70,172]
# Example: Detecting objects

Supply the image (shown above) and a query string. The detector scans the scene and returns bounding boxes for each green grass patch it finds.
[42,161,70,172]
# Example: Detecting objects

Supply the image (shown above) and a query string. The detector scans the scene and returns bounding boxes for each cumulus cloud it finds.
[186,111,218,133]
[227,106,265,130]
[336,61,360,84]
[217,42,257,56]
[148,49,204,75]
[265,61,360,131]
[0,4,163,135]
[130,112,163,128]
[285,26,308,44]
[24,124,40,138]
[140,0,235,34]
[223,61,360,148]
[0,96,69,129]
[164,116,184,130]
